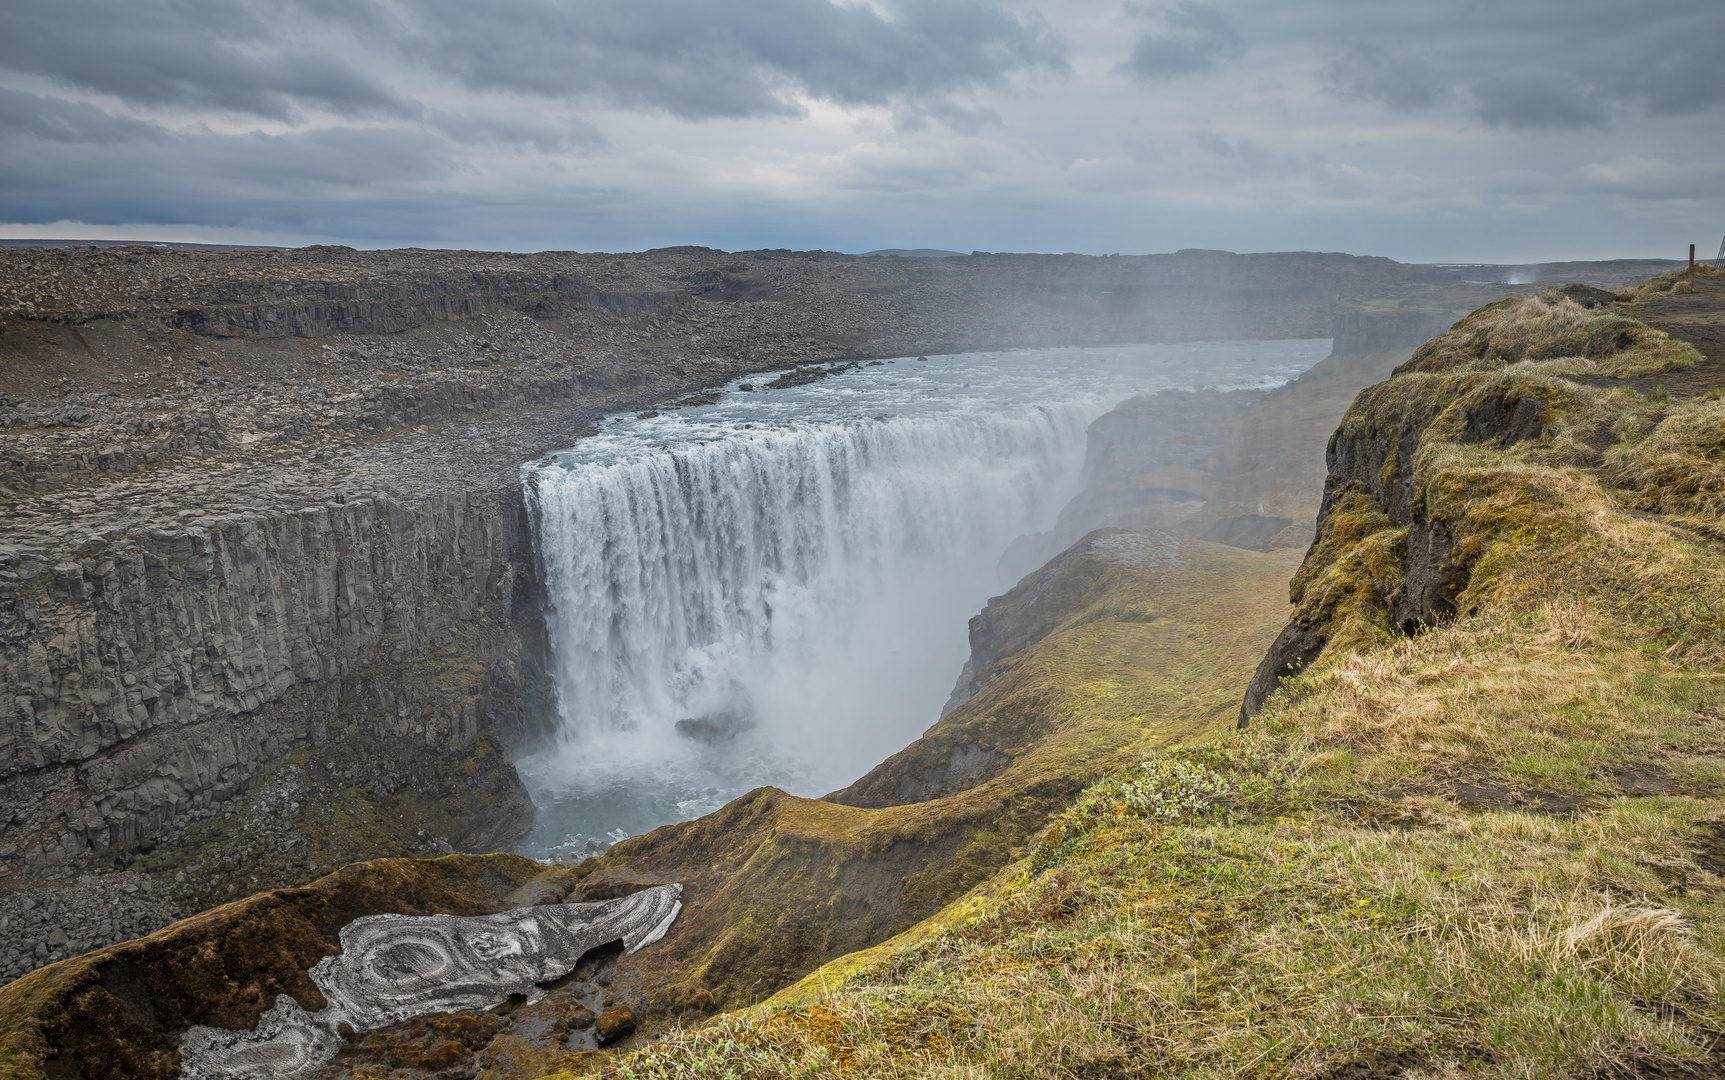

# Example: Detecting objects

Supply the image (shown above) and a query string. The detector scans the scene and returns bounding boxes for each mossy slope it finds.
[563,529,1299,1020]
[593,269,1725,1079]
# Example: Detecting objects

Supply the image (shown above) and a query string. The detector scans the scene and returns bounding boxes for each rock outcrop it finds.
[0,490,544,901]
[176,883,682,1080]
[1238,269,1723,724]
[998,288,1522,582]
[0,855,561,1079]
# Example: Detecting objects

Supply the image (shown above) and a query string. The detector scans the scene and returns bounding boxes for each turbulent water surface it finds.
[514,340,1329,861]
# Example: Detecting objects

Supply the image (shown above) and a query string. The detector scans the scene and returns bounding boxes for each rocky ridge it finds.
[1239,267,1725,723]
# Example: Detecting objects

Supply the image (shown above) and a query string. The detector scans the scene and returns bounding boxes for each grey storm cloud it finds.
[0,0,1067,125]
[394,0,1068,119]
[1317,0,1724,130]
[0,87,163,144]
[1120,2,1244,80]
[0,1,415,121]
[0,0,1717,258]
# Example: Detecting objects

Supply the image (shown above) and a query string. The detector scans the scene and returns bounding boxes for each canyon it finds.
[2,244,1533,911]
[0,244,1694,1079]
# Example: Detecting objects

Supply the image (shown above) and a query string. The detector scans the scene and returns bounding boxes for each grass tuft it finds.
[1396,290,1700,379]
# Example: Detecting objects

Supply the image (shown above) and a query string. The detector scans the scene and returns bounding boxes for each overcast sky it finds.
[0,0,1719,261]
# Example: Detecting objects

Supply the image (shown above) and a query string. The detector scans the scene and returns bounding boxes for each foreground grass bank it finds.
[579,270,1725,1079]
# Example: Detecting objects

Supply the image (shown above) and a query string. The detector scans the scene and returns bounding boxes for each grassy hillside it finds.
[585,268,1725,1079]
[561,530,1301,1022]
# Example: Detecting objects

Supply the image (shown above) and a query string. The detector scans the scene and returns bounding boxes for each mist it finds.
[509,338,1327,861]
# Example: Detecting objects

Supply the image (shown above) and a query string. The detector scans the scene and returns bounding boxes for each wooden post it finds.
[1692,243,1697,288]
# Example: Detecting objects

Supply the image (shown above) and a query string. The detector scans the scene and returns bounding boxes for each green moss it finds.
[1285,490,1406,655]
[1607,395,1725,518]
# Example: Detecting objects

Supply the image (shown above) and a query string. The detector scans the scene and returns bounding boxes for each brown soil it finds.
[1449,780,1595,814]
[1314,1049,1429,1079]
[1616,764,1678,796]
[1567,273,1725,397]
[1580,1043,1725,1079]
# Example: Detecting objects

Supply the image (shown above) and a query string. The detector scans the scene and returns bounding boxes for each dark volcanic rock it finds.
[673,712,756,744]
[1237,619,1327,727]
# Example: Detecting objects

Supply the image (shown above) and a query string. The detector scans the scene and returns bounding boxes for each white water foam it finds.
[515,339,1330,860]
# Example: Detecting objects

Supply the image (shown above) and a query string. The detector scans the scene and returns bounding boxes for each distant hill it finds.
[0,238,286,252]
[861,247,966,257]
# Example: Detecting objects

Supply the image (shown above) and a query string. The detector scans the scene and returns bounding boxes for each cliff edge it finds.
[614,265,1725,1079]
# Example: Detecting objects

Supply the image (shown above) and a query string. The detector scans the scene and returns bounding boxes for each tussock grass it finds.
[1397,290,1699,378]
[598,796,1725,1078]
[1607,394,1725,518]
[585,593,1725,1079]
[1616,262,1724,304]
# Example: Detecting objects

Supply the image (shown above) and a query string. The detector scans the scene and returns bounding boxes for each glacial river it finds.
[513,338,1330,862]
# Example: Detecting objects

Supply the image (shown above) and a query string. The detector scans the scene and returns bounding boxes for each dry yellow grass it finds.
[556,277,1725,1080]
[1616,262,1725,303]
[1397,289,1699,378]
[1607,393,1725,518]
[576,582,1725,1079]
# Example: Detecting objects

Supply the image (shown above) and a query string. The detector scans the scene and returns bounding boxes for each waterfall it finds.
[527,402,1093,770]
[514,340,1331,860]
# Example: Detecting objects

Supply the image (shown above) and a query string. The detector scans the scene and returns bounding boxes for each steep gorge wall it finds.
[1236,271,1725,723]
[997,288,1515,581]
[0,488,547,882]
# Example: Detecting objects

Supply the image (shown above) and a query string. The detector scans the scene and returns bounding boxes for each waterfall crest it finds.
[528,402,1092,752]
[514,340,1331,860]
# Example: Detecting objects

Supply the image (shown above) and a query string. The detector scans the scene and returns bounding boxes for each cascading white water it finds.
[515,339,1330,861]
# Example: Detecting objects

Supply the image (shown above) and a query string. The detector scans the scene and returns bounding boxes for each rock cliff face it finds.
[1235,370,1560,724]
[996,288,1526,583]
[0,488,543,885]
[1237,270,1723,724]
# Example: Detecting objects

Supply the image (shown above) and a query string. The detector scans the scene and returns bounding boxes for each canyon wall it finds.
[0,488,545,882]
[995,287,1522,582]
[0,244,1675,909]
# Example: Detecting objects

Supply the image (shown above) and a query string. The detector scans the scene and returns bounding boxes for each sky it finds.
[0,0,1719,262]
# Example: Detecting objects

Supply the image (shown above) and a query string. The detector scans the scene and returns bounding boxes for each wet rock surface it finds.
[0,853,628,1080]
[176,884,681,1080]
